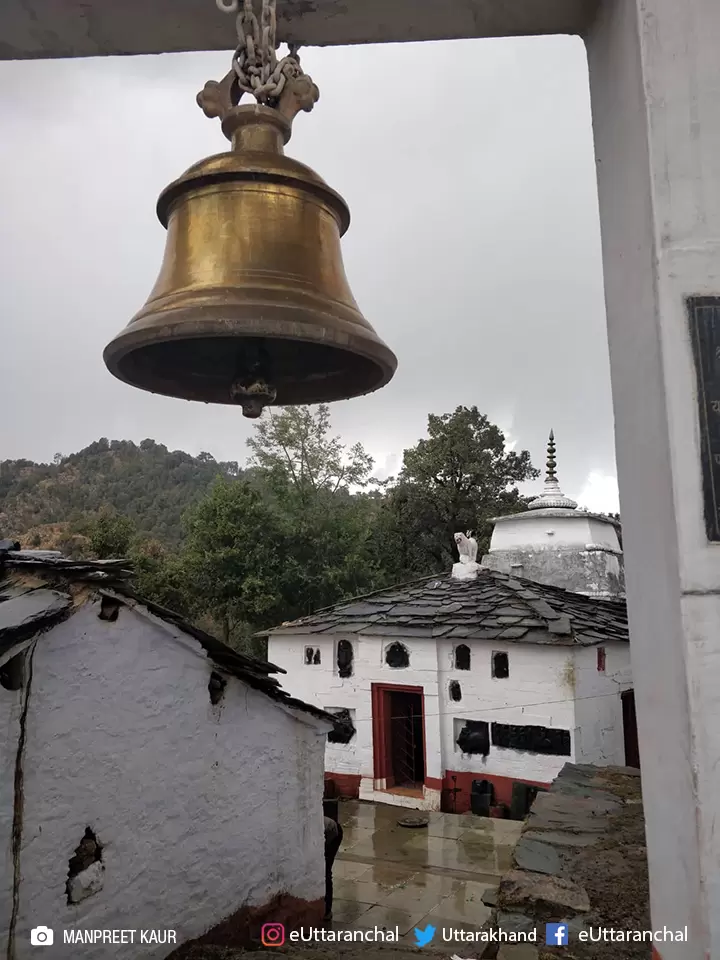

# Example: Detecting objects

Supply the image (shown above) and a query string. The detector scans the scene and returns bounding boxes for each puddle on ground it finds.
[330,800,522,942]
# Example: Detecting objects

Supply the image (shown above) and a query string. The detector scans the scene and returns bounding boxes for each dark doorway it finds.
[388,691,425,787]
[622,689,640,768]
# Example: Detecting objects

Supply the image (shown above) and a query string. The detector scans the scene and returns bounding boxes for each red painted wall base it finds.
[324,772,361,799]
[324,770,550,811]
[442,769,550,813]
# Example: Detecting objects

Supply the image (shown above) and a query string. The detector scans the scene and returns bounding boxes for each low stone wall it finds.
[487,763,649,959]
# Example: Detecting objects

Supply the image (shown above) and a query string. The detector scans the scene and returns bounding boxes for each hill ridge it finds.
[0,437,242,549]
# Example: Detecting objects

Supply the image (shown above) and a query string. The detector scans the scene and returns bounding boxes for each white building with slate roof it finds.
[265,448,635,814]
[0,543,333,959]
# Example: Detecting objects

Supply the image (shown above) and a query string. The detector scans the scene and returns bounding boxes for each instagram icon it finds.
[261,923,285,947]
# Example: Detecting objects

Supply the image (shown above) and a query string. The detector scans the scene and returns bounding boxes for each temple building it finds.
[482,432,625,599]
[265,437,635,814]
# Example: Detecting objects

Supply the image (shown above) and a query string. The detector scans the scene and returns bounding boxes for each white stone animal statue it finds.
[454,531,478,564]
[451,531,481,580]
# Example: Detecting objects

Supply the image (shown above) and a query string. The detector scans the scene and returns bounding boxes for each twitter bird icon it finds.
[414,924,436,947]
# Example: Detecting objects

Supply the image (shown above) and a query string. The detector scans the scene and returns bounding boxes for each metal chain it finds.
[215,0,305,107]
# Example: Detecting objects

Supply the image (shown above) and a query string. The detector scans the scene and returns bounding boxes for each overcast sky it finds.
[0,35,619,512]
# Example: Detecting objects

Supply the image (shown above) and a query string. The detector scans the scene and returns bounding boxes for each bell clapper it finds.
[229,342,278,418]
[229,378,278,418]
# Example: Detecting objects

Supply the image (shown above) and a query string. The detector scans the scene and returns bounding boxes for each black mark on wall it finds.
[385,642,410,668]
[337,640,354,678]
[328,708,356,744]
[688,296,720,541]
[456,720,489,756]
[491,722,571,757]
[305,647,321,665]
[449,680,462,702]
[0,652,25,691]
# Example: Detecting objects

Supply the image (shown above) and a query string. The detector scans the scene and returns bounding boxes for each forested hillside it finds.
[0,438,240,548]
[0,407,539,655]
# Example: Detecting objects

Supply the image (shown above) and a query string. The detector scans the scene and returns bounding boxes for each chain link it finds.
[215,0,305,107]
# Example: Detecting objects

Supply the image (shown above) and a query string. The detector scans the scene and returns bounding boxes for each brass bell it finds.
[104,88,397,418]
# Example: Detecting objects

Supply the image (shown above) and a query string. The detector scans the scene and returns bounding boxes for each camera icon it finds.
[261,923,285,947]
[30,926,54,946]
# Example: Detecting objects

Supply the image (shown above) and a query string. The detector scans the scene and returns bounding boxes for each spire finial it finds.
[527,429,578,511]
[546,429,557,482]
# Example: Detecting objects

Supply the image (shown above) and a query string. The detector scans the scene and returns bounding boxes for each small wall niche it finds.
[449,680,462,702]
[98,596,120,622]
[337,639,354,678]
[304,646,321,665]
[492,651,509,679]
[454,644,471,671]
[208,670,227,705]
[385,642,409,668]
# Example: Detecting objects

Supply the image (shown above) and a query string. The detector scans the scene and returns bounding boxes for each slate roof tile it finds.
[264,569,628,647]
[0,589,72,654]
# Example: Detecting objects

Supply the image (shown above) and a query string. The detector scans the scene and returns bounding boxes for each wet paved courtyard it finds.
[332,801,524,951]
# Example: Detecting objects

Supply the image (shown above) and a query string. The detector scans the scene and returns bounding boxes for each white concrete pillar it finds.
[586,1,720,956]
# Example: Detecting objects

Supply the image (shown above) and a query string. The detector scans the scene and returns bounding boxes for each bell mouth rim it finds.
[103,314,397,408]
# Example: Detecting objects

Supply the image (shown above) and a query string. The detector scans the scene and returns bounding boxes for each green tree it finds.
[86,511,137,559]
[376,406,539,577]
[247,404,374,498]
[129,539,193,619]
[246,405,383,617]
[180,478,286,651]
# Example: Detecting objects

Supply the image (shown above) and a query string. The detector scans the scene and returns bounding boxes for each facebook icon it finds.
[545,923,569,946]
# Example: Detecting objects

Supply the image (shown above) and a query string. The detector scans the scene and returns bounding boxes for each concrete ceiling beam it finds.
[1,0,598,61]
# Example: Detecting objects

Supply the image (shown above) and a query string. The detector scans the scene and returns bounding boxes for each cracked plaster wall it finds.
[0,661,23,945]
[0,602,327,959]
